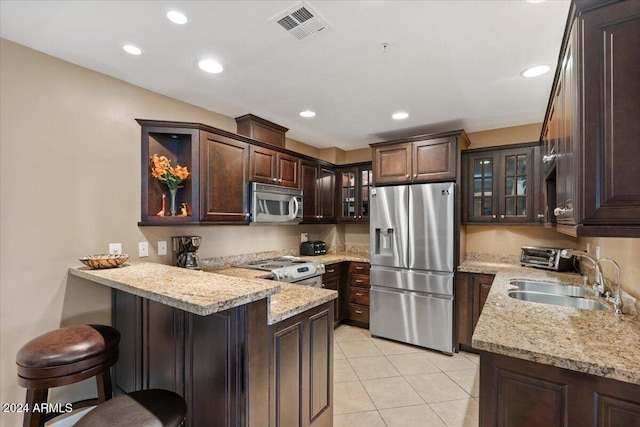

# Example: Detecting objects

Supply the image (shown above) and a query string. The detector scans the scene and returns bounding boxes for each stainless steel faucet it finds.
[560,249,604,296]
[596,258,623,315]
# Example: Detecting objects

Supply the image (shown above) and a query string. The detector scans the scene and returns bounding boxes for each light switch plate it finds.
[158,241,168,256]
[138,242,149,258]
[108,243,122,255]
[301,233,309,243]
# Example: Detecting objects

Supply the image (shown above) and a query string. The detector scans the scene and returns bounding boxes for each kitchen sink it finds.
[507,290,609,311]
[510,280,587,297]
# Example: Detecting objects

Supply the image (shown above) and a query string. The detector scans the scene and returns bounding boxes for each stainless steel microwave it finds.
[249,182,303,224]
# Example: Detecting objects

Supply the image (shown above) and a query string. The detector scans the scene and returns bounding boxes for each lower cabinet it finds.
[269,302,334,427]
[456,272,495,351]
[322,262,347,325]
[347,262,371,327]
[480,351,640,427]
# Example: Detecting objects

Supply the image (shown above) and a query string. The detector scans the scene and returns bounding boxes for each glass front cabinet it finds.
[337,163,372,223]
[464,144,540,224]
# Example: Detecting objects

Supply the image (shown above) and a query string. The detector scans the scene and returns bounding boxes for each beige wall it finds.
[467,123,541,149]
[0,39,340,422]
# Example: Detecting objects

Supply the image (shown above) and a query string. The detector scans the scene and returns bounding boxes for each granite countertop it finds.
[69,262,280,316]
[468,263,640,385]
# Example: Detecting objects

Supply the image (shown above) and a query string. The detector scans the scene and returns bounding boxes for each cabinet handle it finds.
[355,310,363,314]
[406,174,410,178]
[355,279,363,283]
[492,215,497,219]
[542,155,555,163]
[537,214,545,219]
[554,207,566,216]
[278,178,282,183]
[244,213,250,218]
[327,269,335,273]
[320,215,323,219]
[355,267,364,270]
[414,174,417,178]
[272,178,278,182]
[501,214,505,219]
[355,293,364,296]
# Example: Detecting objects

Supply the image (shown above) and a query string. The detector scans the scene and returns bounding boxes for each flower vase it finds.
[169,189,178,216]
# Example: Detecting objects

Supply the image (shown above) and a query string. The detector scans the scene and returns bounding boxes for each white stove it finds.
[237,256,325,286]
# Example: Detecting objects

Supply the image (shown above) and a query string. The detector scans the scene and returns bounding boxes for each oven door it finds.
[292,275,323,288]
[251,183,303,224]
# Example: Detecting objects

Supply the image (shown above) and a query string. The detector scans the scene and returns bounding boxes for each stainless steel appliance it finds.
[520,246,575,271]
[300,240,327,256]
[237,256,325,286]
[370,182,455,354]
[172,236,202,270]
[249,182,303,224]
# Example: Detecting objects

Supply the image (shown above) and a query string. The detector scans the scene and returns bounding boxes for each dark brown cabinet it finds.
[480,351,640,427]
[336,163,372,223]
[346,262,370,327]
[269,302,333,427]
[540,0,640,237]
[250,145,300,188]
[322,263,346,325]
[463,144,541,224]
[456,272,495,351]
[371,131,470,185]
[200,131,251,223]
[112,290,270,427]
[301,160,335,223]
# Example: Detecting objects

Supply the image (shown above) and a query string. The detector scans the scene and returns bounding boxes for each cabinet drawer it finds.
[349,262,370,275]
[350,274,369,288]
[348,287,369,306]
[323,264,341,279]
[348,304,369,323]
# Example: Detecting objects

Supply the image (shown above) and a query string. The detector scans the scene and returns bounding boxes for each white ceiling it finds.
[0,0,571,150]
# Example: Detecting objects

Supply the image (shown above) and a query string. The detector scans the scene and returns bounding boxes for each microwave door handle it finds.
[290,197,299,219]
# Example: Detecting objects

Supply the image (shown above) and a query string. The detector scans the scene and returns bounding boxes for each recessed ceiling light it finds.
[299,110,316,118]
[122,44,142,55]
[521,65,550,78]
[167,10,187,25]
[392,112,409,120]
[198,59,223,74]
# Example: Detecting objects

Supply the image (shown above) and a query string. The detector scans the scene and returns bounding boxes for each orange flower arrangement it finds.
[150,154,190,191]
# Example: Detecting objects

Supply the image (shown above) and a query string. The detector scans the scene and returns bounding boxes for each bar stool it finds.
[16,324,120,427]
[75,389,187,427]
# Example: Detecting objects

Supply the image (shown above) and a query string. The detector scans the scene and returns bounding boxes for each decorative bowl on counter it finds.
[79,254,129,269]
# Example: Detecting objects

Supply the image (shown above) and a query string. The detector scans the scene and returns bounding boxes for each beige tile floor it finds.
[333,325,480,427]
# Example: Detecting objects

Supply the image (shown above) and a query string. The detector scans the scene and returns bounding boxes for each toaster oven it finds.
[300,241,327,256]
[520,246,575,271]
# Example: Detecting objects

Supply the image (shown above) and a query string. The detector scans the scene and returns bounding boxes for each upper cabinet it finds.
[249,145,300,188]
[463,144,541,224]
[540,0,640,237]
[300,160,335,223]
[371,131,470,185]
[336,163,373,223]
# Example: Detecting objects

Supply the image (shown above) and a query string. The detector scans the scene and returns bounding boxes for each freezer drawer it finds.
[370,287,453,354]
[370,266,454,296]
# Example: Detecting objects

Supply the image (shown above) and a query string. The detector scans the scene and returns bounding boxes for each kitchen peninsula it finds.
[70,262,338,427]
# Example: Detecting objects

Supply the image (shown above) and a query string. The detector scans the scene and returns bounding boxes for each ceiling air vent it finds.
[273,2,330,40]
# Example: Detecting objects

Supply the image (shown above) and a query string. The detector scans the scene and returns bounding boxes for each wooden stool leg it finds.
[96,369,113,403]
[23,388,47,427]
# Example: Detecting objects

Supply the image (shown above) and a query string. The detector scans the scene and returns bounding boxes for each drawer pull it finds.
[355,293,364,297]
[355,279,363,283]
[326,269,335,273]
[355,310,363,314]
[355,266,364,270]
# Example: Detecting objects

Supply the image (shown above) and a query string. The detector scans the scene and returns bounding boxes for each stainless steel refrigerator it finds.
[369,182,455,354]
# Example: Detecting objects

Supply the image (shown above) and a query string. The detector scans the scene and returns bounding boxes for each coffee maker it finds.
[172,236,202,270]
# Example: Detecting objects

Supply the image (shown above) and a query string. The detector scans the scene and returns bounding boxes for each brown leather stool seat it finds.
[16,324,120,427]
[75,389,187,427]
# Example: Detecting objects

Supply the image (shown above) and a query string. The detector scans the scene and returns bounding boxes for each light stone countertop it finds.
[467,263,640,385]
[70,262,280,316]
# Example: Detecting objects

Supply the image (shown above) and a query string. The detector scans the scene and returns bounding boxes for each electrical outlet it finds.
[301,233,309,243]
[158,241,167,256]
[108,243,122,255]
[585,243,591,254]
[138,242,149,258]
